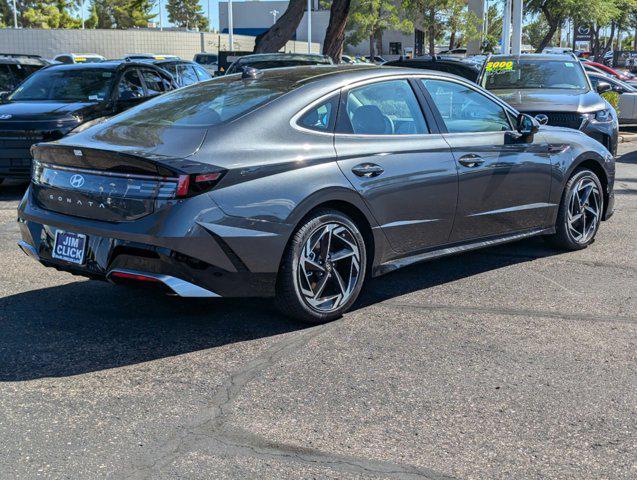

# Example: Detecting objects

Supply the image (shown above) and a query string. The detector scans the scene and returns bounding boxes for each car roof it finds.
[39,60,160,71]
[489,53,577,61]
[0,53,47,65]
[388,56,478,66]
[236,53,329,62]
[223,64,472,89]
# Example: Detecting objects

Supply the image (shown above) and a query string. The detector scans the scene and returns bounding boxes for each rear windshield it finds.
[9,68,115,101]
[106,76,293,128]
[481,59,589,91]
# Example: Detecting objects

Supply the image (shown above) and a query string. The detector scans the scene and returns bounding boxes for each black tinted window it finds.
[118,69,144,100]
[140,69,169,95]
[9,68,114,101]
[298,96,338,132]
[193,65,212,81]
[176,64,199,86]
[0,65,16,90]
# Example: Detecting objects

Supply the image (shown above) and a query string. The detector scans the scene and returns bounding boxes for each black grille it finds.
[527,112,584,130]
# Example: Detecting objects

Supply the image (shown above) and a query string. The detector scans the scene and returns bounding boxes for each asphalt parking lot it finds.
[0,144,635,480]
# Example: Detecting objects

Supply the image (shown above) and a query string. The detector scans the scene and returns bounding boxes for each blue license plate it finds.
[52,231,87,265]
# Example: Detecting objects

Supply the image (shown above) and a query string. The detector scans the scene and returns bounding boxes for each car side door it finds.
[334,77,458,254]
[138,67,173,100]
[418,77,553,242]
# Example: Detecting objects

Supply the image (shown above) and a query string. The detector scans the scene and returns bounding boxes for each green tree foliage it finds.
[166,0,208,31]
[90,0,155,29]
[346,0,413,56]
[21,0,80,28]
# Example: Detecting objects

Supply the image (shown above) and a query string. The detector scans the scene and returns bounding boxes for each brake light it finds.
[175,171,225,198]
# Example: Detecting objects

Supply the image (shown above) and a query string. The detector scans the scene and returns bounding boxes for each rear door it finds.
[418,77,553,242]
[334,77,458,254]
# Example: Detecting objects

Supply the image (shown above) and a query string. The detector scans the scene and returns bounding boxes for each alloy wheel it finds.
[567,176,602,244]
[297,222,361,312]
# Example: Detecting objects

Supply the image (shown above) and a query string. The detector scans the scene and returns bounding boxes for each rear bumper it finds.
[17,186,290,297]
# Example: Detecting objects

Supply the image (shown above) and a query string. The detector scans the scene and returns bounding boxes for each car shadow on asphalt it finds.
[0,237,562,382]
[0,182,28,202]
[616,147,637,164]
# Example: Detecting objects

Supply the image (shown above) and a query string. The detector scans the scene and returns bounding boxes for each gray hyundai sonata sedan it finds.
[18,65,615,323]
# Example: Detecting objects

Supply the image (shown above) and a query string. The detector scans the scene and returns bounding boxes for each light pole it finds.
[208,0,211,31]
[81,0,85,29]
[307,0,312,53]
[511,0,522,55]
[12,0,17,28]
[270,9,279,25]
[228,0,234,51]
[159,0,163,31]
[501,0,511,54]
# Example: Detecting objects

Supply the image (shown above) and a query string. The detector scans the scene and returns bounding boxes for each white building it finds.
[218,1,416,59]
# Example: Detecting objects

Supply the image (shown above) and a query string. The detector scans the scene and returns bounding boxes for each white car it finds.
[588,72,637,124]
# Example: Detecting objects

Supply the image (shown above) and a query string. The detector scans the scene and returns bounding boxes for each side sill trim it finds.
[107,268,221,298]
[374,227,554,277]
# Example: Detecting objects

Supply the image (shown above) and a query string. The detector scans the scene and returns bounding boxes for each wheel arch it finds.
[567,152,611,218]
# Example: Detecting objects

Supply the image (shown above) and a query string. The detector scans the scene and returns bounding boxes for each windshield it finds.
[482,59,589,91]
[9,68,115,101]
[103,76,293,128]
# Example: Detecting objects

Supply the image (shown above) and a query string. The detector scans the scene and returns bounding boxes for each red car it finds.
[584,60,634,82]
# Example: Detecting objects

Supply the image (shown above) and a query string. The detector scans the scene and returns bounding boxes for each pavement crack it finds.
[380,302,637,325]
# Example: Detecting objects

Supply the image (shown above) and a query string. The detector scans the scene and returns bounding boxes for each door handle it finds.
[457,154,485,168]
[351,163,384,178]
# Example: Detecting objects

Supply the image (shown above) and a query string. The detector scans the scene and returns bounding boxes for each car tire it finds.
[547,168,604,250]
[275,209,367,324]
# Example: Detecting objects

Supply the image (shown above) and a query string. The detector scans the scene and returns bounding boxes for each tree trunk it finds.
[322,0,351,62]
[537,7,559,53]
[369,33,375,58]
[253,0,307,53]
[449,30,456,50]
[428,8,435,55]
[634,27,637,50]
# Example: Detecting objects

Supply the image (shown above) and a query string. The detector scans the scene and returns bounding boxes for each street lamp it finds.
[159,0,163,31]
[81,0,85,29]
[270,9,279,25]
[12,0,17,28]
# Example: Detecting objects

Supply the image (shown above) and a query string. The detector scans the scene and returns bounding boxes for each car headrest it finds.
[351,105,391,134]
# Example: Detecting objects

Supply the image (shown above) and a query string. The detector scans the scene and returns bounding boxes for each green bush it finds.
[601,91,620,117]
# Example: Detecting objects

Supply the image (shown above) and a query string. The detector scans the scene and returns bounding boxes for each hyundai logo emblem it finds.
[70,174,85,188]
[0,114,12,120]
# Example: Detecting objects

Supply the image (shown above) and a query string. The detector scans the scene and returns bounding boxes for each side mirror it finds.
[596,81,612,94]
[516,113,540,135]
[535,114,549,126]
[0,91,8,102]
[613,85,625,94]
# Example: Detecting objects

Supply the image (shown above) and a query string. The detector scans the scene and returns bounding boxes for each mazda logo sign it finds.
[70,174,85,188]
[0,114,12,120]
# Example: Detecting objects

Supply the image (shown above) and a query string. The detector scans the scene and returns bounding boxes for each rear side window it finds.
[0,65,16,90]
[118,69,144,99]
[339,80,428,135]
[177,64,199,86]
[140,69,169,95]
[193,65,212,81]
[298,95,338,132]
[103,77,293,128]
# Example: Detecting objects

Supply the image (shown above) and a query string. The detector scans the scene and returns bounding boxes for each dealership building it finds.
[218,0,419,59]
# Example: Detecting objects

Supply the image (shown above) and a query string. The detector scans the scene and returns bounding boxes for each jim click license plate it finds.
[52,231,87,265]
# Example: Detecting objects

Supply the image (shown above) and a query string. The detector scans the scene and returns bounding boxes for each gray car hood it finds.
[492,89,606,113]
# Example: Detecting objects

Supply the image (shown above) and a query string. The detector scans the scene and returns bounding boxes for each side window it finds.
[589,76,600,89]
[193,65,212,81]
[298,95,338,132]
[177,64,199,86]
[140,69,169,95]
[341,80,428,135]
[0,65,16,90]
[421,79,511,133]
[117,69,144,100]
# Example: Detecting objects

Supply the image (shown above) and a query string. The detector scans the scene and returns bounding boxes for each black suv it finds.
[384,55,481,82]
[0,61,175,183]
[0,54,49,95]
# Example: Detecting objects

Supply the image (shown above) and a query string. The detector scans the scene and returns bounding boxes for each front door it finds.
[419,78,553,242]
[334,78,458,254]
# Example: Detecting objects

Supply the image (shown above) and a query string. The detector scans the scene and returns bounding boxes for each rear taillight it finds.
[175,171,225,198]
